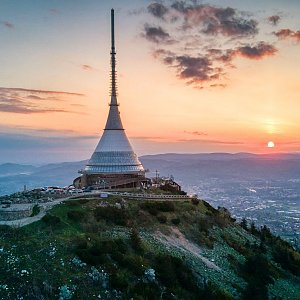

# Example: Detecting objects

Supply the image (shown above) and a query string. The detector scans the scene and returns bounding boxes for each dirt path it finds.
[155,227,221,271]
[0,197,67,227]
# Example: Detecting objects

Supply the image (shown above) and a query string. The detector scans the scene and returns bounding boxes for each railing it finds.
[108,191,194,200]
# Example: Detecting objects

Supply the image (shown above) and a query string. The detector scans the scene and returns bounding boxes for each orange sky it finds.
[0,0,299,163]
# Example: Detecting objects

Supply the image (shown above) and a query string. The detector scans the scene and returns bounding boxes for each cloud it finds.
[168,2,258,37]
[154,49,223,84]
[142,24,175,44]
[0,87,85,114]
[184,130,207,136]
[130,136,167,141]
[0,96,67,114]
[153,41,276,85]
[273,29,300,42]
[81,64,94,71]
[147,2,168,20]
[236,42,277,59]
[0,104,66,114]
[209,42,277,61]
[141,2,277,88]
[49,8,60,14]
[0,87,84,96]
[177,138,244,145]
[0,21,14,29]
[175,55,220,83]
[268,15,280,26]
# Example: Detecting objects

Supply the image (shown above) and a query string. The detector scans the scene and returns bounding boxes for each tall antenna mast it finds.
[110,8,117,99]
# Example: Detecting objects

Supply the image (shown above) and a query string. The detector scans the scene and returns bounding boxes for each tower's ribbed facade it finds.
[75,9,145,189]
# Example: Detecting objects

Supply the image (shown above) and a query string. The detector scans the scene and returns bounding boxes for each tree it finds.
[240,218,248,230]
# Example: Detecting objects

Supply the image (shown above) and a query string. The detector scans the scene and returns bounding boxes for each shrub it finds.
[130,228,144,252]
[0,225,23,238]
[212,213,230,228]
[42,214,61,227]
[73,237,88,249]
[67,210,85,221]
[155,254,198,292]
[94,206,128,226]
[75,238,129,266]
[30,204,40,217]
[191,198,200,205]
[171,218,180,225]
[273,239,300,276]
[76,247,106,266]
[194,232,215,249]
[122,254,145,276]
[160,184,187,195]
[157,215,167,224]
[202,200,218,213]
[198,217,212,233]
[242,252,274,300]
[79,199,89,204]
[140,201,175,213]
[250,222,259,235]
[110,271,128,289]
[240,218,248,230]
[147,207,158,216]
[65,200,80,207]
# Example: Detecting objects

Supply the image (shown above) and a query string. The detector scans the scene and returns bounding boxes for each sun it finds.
[267,141,275,148]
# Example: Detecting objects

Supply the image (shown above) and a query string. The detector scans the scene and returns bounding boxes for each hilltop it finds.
[1,153,299,249]
[0,194,299,299]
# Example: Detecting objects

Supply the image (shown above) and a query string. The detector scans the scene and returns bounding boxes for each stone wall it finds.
[0,206,33,221]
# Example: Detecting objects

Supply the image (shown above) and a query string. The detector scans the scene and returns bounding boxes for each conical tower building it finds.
[74,9,146,189]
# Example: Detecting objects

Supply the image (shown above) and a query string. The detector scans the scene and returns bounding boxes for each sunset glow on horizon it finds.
[0,0,300,164]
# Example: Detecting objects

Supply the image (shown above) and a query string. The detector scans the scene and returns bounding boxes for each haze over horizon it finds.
[1,0,300,164]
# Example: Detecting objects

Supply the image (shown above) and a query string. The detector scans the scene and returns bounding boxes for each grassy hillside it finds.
[0,196,299,299]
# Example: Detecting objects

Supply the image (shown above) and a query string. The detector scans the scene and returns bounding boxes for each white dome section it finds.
[95,130,133,152]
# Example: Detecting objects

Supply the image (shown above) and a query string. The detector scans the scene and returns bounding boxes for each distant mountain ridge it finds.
[0,163,36,177]
[0,152,300,196]
[141,152,300,161]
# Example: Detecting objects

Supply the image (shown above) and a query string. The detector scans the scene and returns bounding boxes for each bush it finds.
[171,218,180,225]
[94,206,129,226]
[0,225,23,238]
[110,271,129,289]
[73,237,88,249]
[147,207,158,216]
[157,215,167,224]
[130,229,144,252]
[160,184,187,195]
[191,198,200,205]
[198,217,212,233]
[242,252,274,300]
[140,201,175,213]
[76,238,130,266]
[79,199,89,204]
[30,204,40,217]
[240,218,248,230]
[41,214,61,228]
[202,200,217,213]
[67,210,85,221]
[155,254,197,292]
[273,239,300,276]
[65,200,80,207]
[122,254,145,276]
